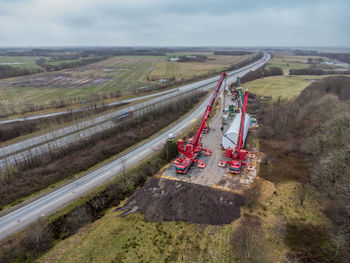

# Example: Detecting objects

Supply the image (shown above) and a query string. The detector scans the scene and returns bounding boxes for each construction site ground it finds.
[118,91,260,225]
[159,91,258,193]
[117,177,245,225]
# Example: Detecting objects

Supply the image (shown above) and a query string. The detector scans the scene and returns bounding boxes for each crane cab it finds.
[229,160,241,174]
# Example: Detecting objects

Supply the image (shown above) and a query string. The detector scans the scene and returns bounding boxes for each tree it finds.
[21,219,52,252]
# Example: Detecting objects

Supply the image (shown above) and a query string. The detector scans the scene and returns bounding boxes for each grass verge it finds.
[244,75,330,99]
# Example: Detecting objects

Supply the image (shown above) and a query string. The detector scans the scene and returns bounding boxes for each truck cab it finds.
[176,159,192,174]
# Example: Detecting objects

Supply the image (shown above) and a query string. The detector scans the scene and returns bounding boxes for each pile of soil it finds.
[117,178,245,225]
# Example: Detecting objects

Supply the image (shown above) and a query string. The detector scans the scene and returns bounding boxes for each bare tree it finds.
[22,219,52,252]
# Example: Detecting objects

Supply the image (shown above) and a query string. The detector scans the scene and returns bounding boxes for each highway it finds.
[0,89,176,125]
[0,53,265,125]
[0,53,270,168]
[0,52,270,240]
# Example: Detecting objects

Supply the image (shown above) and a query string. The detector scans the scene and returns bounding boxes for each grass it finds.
[36,88,334,262]
[0,54,253,114]
[267,56,310,74]
[0,56,161,110]
[0,56,45,70]
[266,55,334,74]
[36,73,339,262]
[149,60,224,81]
[149,55,253,81]
[39,176,329,263]
[250,139,333,261]
[37,114,329,263]
[245,75,329,99]
[40,212,206,263]
[45,58,84,66]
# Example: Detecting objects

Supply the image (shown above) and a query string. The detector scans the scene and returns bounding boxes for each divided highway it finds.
[0,52,270,240]
[0,89,176,125]
[0,53,270,168]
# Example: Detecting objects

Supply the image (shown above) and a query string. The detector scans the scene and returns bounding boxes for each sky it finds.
[0,0,349,47]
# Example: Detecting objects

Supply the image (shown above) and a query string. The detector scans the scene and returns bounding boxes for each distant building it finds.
[169,57,180,62]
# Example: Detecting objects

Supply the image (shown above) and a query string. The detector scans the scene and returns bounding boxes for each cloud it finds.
[0,0,348,46]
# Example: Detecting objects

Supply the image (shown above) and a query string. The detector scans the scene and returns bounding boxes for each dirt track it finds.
[117,178,245,225]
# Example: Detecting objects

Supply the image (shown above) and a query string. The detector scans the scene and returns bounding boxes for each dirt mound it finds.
[116,178,245,225]
[257,179,276,202]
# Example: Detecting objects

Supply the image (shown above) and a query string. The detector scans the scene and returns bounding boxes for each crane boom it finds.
[219,87,250,174]
[192,72,227,148]
[237,77,244,109]
[174,72,227,174]
[235,89,249,153]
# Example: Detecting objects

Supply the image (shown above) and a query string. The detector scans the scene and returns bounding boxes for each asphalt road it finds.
[0,53,270,168]
[0,89,176,125]
[0,53,270,240]
[0,52,266,125]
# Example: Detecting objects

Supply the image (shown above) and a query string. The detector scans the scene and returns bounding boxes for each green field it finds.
[40,212,209,263]
[0,54,253,113]
[266,55,312,74]
[149,54,253,81]
[0,56,44,70]
[0,56,161,111]
[245,75,329,99]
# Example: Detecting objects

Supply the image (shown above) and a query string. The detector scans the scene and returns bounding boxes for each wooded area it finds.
[258,76,350,262]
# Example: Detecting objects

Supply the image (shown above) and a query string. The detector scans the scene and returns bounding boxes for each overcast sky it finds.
[0,0,349,47]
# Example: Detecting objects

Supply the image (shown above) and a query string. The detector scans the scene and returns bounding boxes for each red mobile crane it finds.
[174,72,227,174]
[219,88,249,174]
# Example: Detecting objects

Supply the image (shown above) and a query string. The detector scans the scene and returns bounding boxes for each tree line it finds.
[290,67,350,75]
[214,51,252,56]
[176,55,207,62]
[35,56,109,71]
[0,65,43,79]
[239,65,283,83]
[0,48,167,58]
